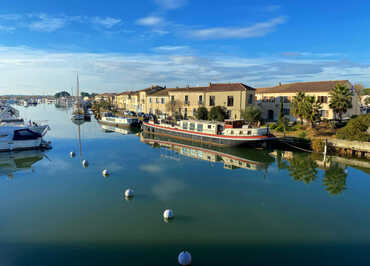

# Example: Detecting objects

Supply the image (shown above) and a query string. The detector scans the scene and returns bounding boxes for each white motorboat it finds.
[0,105,50,136]
[0,126,44,152]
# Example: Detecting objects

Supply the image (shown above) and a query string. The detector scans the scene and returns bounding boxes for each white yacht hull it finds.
[0,138,42,152]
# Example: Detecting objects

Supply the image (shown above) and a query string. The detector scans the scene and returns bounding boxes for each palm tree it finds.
[329,83,353,122]
[291,92,306,124]
[304,96,322,128]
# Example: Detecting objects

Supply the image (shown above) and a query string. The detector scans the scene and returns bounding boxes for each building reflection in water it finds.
[272,150,348,195]
[140,132,274,172]
[0,150,44,179]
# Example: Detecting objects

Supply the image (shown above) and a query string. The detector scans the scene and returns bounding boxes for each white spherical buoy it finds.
[125,188,134,198]
[102,169,109,177]
[70,151,75,158]
[163,209,174,220]
[178,251,192,266]
[82,160,89,168]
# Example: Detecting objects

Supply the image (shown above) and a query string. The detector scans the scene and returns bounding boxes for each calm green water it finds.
[1,104,370,266]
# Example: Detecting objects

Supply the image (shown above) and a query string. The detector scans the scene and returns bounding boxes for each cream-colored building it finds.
[139,83,256,119]
[256,80,361,121]
[95,93,117,104]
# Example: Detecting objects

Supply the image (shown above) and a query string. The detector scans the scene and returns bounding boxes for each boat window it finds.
[183,122,188,129]
[230,130,234,134]
[208,125,212,129]
[247,130,251,135]
[239,131,243,135]
[197,124,203,132]
[190,123,195,130]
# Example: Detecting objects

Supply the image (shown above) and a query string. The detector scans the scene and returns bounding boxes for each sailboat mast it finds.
[76,73,80,110]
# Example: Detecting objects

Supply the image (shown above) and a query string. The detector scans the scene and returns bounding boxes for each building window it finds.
[199,95,203,104]
[184,108,188,117]
[283,108,290,115]
[185,95,189,104]
[209,96,215,106]
[197,124,203,132]
[171,95,175,102]
[227,96,234,107]
[183,122,188,129]
[321,110,329,117]
[156,98,159,103]
[317,96,328,103]
[149,98,152,103]
[161,98,165,104]
[248,94,253,104]
[193,108,197,116]
[189,123,195,130]
[178,108,181,114]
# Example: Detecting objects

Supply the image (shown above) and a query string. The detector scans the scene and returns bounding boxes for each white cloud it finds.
[0,13,123,33]
[0,46,368,95]
[154,45,188,51]
[154,0,188,10]
[0,14,22,20]
[92,17,122,28]
[0,25,15,32]
[136,16,165,26]
[264,5,281,12]
[28,14,68,32]
[188,16,287,39]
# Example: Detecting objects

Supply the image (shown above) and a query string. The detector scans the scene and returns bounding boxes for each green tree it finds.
[278,97,284,123]
[55,91,70,98]
[329,83,353,122]
[208,106,228,121]
[196,107,208,120]
[323,163,347,195]
[241,106,262,124]
[303,96,322,128]
[291,92,306,125]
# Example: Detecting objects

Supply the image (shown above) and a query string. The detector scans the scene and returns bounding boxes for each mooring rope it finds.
[276,138,315,153]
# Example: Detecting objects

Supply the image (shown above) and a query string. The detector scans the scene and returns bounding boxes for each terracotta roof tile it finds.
[163,83,255,93]
[256,80,351,94]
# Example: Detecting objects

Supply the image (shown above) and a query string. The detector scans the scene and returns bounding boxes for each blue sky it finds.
[0,0,369,94]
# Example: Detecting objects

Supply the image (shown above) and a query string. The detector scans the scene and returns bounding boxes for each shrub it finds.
[196,107,208,120]
[298,131,307,138]
[312,139,325,153]
[241,106,262,123]
[208,106,228,122]
[269,123,278,130]
[336,114,370,141]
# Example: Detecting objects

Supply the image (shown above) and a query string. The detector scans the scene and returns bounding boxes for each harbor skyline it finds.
[1,0,370,94]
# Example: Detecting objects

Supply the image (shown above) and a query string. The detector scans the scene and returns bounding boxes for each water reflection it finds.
[272,150,348,195]
[0,150,44,178]
[100,124,139,135]
[140,132,274,172]
[323,162,347,195]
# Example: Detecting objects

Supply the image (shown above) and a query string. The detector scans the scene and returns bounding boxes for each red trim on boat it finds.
[143,122,273,140]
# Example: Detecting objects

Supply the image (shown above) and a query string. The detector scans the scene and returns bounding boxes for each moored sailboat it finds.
[72,73,85,122]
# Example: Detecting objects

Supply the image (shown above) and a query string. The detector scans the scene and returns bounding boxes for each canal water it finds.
[1,104,370,266]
